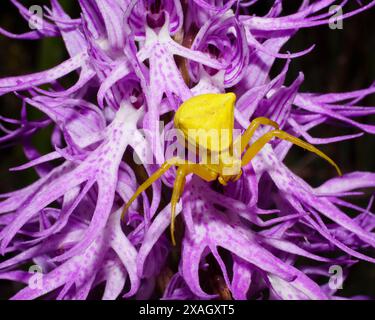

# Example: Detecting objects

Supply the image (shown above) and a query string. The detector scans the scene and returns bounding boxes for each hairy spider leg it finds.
[240,129,342,175]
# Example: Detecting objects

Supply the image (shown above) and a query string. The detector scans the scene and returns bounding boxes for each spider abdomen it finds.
[174,93,236,153]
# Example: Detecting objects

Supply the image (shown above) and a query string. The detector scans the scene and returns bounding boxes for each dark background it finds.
[0,0,374,299]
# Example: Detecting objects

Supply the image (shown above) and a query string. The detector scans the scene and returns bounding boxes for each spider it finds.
[121,93,341,245]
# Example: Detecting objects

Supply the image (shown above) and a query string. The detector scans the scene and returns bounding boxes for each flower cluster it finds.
[0,0,374,300]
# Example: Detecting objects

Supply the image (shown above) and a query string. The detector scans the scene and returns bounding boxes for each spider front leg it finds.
[121,157,183,221]
[170,166,188,246]
[235,117,280,153]
[169,163,218,245]
[241,129,342,175]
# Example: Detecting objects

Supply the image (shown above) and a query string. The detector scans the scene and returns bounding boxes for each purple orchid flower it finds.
[0,0,374,300]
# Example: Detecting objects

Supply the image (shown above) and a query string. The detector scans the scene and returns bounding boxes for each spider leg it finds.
[170,163,218,245]
[185,163,218,182]
[235,117,279,154]
[170,166,188,246]
[241,129,342,175]
[121,157,183,221]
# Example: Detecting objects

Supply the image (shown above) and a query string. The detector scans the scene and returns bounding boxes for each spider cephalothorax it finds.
[122,93,341,245]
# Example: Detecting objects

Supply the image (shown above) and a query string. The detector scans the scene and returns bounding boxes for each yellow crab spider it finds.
[121,93,341,245]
